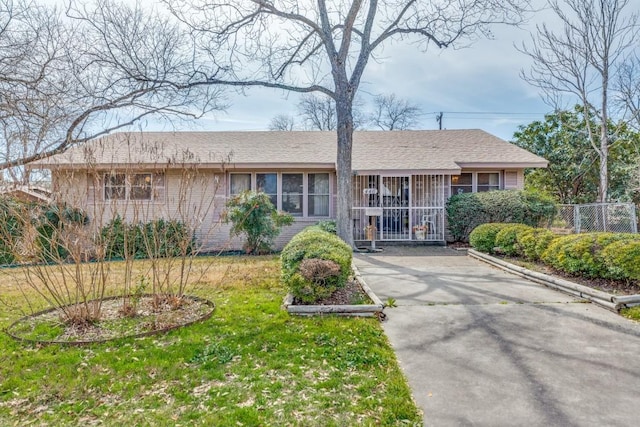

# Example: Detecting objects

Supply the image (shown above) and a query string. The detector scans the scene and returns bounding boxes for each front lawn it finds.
[0,256,422,426]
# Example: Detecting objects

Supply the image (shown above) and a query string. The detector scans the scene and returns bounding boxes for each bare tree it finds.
[617,54,640,130]
[519,0,639,202]
[299,94,337,131]
[268,114,297,131]
[370,93,422,130]
[0,0,224,180]
[165,0,530,246]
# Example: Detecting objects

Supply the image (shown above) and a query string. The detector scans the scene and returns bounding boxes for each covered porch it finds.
[352,174,448,242]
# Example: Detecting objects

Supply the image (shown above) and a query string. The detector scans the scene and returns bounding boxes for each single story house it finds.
[29,130,547,249]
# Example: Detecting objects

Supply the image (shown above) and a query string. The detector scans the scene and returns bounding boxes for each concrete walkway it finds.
[354,247,640,427]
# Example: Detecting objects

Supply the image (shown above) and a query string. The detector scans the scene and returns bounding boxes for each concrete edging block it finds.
[282,263,385,317]
[467,248,640,312]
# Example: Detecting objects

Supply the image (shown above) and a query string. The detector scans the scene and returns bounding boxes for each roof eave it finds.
[456,162,548,169]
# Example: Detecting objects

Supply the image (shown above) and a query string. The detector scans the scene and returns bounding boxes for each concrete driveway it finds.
[354,247,640,427]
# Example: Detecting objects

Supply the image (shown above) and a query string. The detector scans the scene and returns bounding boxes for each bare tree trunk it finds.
[599,123,609,203]
[335,94,354,247]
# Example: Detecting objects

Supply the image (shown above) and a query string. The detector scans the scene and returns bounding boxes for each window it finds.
[282,173,303,216]
[450,172,501,196]
[229,172,332,217]
[104,173,126,200]
[257,173,277,207]
[130,173,153,200]
[104,172,162,201]
[230,173,251,195]
[451,173,472,195]
[477,173,500,192]
[308,173,330,217]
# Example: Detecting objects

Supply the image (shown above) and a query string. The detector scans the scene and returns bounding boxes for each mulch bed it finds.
[500,256,640,296]
[293,279,373,306]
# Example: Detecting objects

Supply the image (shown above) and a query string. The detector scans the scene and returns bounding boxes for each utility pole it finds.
[436,112,443,130]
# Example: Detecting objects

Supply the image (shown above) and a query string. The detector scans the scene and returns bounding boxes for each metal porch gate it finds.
[352,174,445,242]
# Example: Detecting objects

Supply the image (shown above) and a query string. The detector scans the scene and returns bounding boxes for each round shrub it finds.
[542,233,640,278]
[517,228,556,261]
[494,224,534,256]
[281,228,352,303]
[469,223,520,253]
[601,240,640,280]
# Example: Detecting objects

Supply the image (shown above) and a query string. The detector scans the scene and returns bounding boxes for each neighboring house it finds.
[0,184,52,204]
[28,130,547,249]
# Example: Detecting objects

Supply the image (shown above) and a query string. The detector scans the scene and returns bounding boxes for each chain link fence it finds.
[553,203,638,234]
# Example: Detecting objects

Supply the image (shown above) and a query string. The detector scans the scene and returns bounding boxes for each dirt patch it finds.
[7,294,215,345]
[293,280,372,306]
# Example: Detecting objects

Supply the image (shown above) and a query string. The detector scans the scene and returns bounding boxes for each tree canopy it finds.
[513,107,640,204]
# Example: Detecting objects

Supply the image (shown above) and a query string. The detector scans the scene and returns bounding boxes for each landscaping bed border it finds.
[468,249,640,312]
[282,263,385,317]
[6,294,216,346]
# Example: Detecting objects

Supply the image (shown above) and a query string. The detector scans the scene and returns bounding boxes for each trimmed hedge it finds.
[517,228,556,261]
[541,233,640,278]
[601,240,640,280]
[494,224,534,256]
[281,227,352,303]
[469,223,521,254]
[446,190,556,242]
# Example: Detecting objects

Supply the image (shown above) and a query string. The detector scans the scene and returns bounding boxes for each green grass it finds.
[620,306,640,321]
[0,256,422,426]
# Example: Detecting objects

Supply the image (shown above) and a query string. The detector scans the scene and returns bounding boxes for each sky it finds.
[39,0,558,142]
[138,3,555,142]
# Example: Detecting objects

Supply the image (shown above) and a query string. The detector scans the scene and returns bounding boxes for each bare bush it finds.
[299,258,341,286]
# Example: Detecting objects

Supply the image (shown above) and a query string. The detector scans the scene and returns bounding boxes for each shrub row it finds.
[446,190,556,242]
[470,222,640,281]
[281,226,352,303]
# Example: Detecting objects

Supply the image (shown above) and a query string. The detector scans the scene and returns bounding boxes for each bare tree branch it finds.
[519,0,639,202]
[0,0,225,179]
[369,93,422,130]
[162,0,532,245]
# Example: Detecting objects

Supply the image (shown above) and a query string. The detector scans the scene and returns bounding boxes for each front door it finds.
[380,176,410,240]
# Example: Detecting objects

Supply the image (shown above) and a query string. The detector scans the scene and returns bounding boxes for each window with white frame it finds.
[308,173,330,217]
[477,173,500,192]
[257,173,277,207]
[104,172,163,201]
[450,172,501,196]
[104,173,126,200]
[282,173,304,216]
[130,173,153,200]
[231,172,331,217]
[230,173,251,195]
[451,173,473,195]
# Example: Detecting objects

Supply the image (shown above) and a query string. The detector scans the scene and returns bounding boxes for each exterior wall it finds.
[52,167,528,249]
[53,167,336,252]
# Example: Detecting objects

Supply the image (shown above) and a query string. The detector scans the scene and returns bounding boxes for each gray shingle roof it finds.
[30,129,547,172]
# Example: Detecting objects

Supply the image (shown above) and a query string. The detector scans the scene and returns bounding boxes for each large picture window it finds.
[229,172,331,217]
[308,173,330,217]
